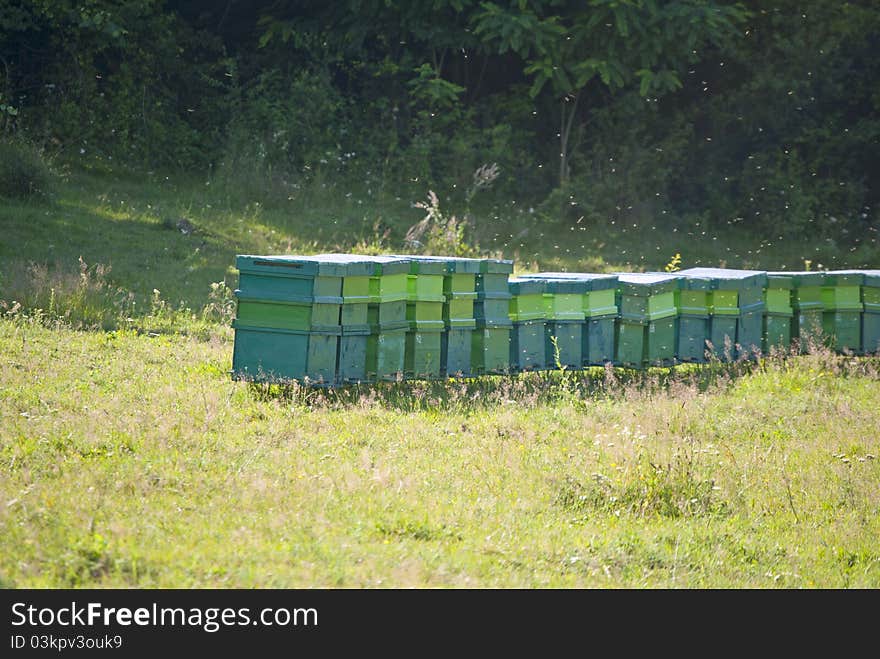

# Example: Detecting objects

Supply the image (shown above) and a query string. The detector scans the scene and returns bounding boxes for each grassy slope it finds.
[1,169,879,588]
[1,319,878,587]
[2,168,878,311]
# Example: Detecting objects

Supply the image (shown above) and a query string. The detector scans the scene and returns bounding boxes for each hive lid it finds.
[389,254,484,274]
[860,270,880,287]
[677,267,767,289]
[644,270,713,291]
[315,253,413,276]
[823,270,865,287]
[765,273,794,289]
[387,254,449,275]
[615,272,681,295]
[479,258,515,274]
[517,272,618,291]
[236,254,359,277]
[768,270,826,287]
[507,278,546,296]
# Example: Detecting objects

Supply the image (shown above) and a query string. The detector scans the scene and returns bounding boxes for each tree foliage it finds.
[0,0,876,237]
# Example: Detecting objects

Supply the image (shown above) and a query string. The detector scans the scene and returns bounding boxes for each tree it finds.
[472,0,747,184]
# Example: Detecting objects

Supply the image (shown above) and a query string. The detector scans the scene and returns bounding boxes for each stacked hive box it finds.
[364,255,412,381]
[390,255,481,376]
[763,273,794,354]
[862,271,880,355]
[822,271,863,353]
[309,254,377,383]
[582,275,619,366]
[472,258,514,374]
[772,271,825,351]
[516,273,619,367]
[615,273,678,367]
[676,268,767,360]
[508,278,548,371]
[231,255,345,384]
[672,272,713,362]
[540,278,585,368]
[230,254,880,385]
[402,258,446,379]
[440,258,480,376]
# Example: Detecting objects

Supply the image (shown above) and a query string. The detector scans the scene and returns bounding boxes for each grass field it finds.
[3,166,878,315]
[1,168,879,588]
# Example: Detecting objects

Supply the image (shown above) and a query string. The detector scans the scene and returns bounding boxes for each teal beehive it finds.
[676,267,767,360]
[615,273,679,367]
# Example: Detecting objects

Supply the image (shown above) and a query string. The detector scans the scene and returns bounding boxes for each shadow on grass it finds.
[243,339,880,413]
[243,359,758,412]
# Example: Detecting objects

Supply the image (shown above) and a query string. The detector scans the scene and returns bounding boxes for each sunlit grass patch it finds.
[1,318,879,587]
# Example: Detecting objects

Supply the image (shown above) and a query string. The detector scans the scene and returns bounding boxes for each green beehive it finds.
[443,325,474,376]
[541,277,585,369]
[235,255,344,300]
[615,273,679,367]
[233,298,340,332]
[405,259,446,325]
[303,254,377,383]
[572,273,619,366]
[773,271,825,351]
[822,271,863,353]
[476,258,514,295]
[509,278,548,371]
[234,255,345,333]
[400,259,446,379]
[474,293,512,324]
[509,277,546,321]
[472,320,512,374]
[474,258,514,323]
[671,272,713,363]
[339,326,371,383]
[439,257,481,376]
[404,329,443,379]
[517,272,616,368]
[232,255,349,385]
[340,268,372,327]
[390,255,481,377]
[764,274,794,354]
[365,323,408,381]
[738,305,765,359]
[472,258,514,374]
[365,256,410,380]
[231,323,340,385]
[369,256,410,331]
[862,270,880,355]
[677,267,768,360]
[316,254,412,381]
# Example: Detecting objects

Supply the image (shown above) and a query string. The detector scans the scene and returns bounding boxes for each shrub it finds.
[0,140,53,200]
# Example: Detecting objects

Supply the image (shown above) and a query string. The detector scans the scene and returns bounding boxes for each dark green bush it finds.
[0,140,53,200]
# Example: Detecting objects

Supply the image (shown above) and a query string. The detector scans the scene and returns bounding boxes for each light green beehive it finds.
[677,267,767,360]
[862,270,880,355]
[822,271,863,353]
[764,273,794,354]
[773,271,825,351]
[615,273,679,367]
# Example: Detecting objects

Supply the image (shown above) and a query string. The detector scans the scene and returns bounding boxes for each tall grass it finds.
[1,317,877,587]
[0,256,234,339]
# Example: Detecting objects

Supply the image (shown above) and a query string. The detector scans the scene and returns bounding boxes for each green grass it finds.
[2,167,878,316]
[1,166,879,588]
[1,317,878,587]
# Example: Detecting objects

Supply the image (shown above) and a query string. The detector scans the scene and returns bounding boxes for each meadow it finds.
[1,169,879,588]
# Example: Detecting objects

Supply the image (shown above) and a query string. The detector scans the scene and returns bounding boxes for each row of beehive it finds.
[230,255,880,384]
[231,254,513,384]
